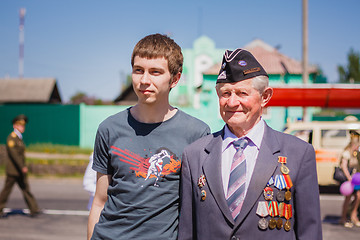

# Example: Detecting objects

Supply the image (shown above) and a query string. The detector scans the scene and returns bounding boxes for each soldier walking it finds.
[0,114,40,218]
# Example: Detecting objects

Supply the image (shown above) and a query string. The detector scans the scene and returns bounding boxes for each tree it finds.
[338,48,360,83]
[70,91,104,105]
[70,92,88,104]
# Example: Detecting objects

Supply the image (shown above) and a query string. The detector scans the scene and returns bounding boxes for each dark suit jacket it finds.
[179,124,322,240]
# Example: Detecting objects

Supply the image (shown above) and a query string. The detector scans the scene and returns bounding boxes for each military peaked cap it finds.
[12,114,28,125]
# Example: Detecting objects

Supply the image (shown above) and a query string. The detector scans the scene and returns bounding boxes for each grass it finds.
[26,143,93,155]
[26,158,89,166]
[0,143,92,178]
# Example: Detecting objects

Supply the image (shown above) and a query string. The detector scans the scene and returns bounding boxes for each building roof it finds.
[268,84,360,108]
[204,39,318,75]
[114,84,138,105]
[0,78,62,103]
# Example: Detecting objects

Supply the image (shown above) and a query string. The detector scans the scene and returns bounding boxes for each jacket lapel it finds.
[235,125,281,226]
[202,129,235,224]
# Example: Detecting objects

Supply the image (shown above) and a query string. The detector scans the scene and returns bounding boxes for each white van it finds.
[283,116,360,186]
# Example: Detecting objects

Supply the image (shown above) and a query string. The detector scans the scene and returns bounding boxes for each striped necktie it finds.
[226,138,248,220]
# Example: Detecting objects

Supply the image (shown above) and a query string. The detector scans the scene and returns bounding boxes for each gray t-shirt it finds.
[91,108,210,240]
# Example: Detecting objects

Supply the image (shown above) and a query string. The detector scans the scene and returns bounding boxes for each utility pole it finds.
[19,8,26,79]
[302,0,308,121]
[302,0,308,84]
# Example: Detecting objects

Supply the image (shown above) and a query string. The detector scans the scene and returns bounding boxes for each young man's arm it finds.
[87,172,111,240]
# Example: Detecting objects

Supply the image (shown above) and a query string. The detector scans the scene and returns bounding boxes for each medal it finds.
[283,174,293,201]
[258,217,268,230]
[256,201,270,231]
[285,189,292,201]
[263,187,273,201]
[280,165,290,174]
[284,204,292,232]
[268,218,277,230]
[268,201,279,230]
[276,191,285,202]
[201,190,206,201]
[284,220,291,231]
[278,156,290,174]
[198,174,206,188]
[276,218,283,229]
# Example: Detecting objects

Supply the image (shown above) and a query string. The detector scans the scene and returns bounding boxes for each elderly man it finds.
[178,49,322,240]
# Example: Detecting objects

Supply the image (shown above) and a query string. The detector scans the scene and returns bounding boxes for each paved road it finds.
[0,176,360,239]
[0,177,89,240]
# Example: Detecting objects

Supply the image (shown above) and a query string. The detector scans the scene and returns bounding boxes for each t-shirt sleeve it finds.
[192,118,210,140]
[92,127,113,175]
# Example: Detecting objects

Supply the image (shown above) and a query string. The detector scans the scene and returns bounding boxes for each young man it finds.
[179,49,322,240]
[0,114,40,218]
[87,34,210,240]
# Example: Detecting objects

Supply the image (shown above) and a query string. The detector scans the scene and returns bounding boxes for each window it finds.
[321,129,347,149]
[291,130,313,144]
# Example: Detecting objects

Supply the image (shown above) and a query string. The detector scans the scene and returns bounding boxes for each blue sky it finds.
[1,0,359,102]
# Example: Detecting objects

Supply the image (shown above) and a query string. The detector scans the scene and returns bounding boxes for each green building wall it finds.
[0,104,129,149]
[79,104,128,149]
[0,104,80,146]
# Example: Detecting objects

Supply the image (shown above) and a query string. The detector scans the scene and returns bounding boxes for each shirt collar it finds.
[222,118,265,152]
[14,128,23,139]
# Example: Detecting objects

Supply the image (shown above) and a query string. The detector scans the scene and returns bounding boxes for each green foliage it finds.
[69,91,105,105]
[338,48,360,83]
[27,143,93,155]
[70,91,87,104]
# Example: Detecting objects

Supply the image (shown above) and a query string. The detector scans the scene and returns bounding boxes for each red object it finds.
[267,85,360,108]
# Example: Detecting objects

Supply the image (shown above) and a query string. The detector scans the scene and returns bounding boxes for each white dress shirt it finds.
[221,118,265,198]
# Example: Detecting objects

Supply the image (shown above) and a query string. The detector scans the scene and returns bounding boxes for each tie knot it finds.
[233,138,248,151]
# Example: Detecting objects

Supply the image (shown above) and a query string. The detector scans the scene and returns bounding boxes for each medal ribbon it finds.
[268,201,279,217]
[274,175,286,190]
[283,174,293,189]
[278,156,287,164]
[256,201,270,217]
[284,204,292,220]
[278,202,285,217]
[267,176,274,186]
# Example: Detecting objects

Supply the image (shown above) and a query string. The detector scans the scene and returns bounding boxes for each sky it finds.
[1,0,360,102]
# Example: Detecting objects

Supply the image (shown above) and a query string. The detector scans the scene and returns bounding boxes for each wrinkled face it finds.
[216,78,270,135]
[13,123,25,133]
[132,56,180,105]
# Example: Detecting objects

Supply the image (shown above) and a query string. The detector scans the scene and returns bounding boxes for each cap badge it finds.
[243,67,261,75]
[217,71,226,80]
[238,60,247,66]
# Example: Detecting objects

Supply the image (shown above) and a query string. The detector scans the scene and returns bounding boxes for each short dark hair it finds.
[131,34,183,76]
